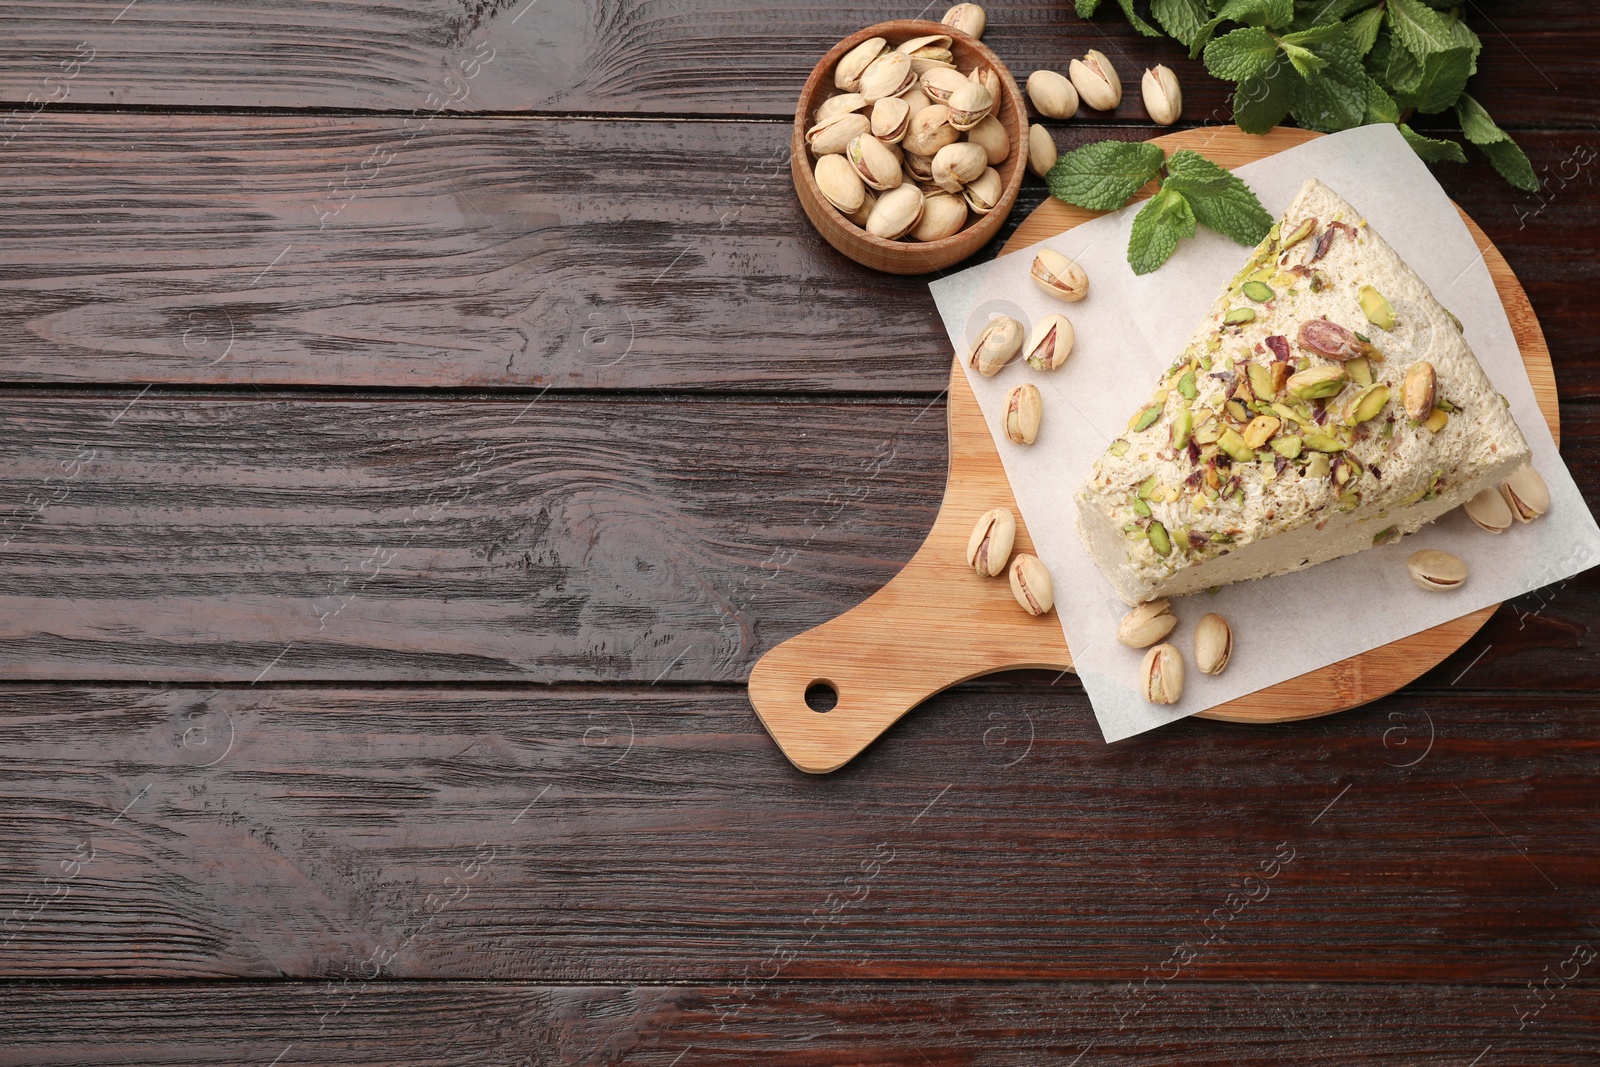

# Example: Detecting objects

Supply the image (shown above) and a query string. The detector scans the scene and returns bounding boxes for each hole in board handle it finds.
[804,681,838,714]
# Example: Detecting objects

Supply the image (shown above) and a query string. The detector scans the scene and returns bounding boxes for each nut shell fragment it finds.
[966,506,1015,577]
[1009,553,1054,616]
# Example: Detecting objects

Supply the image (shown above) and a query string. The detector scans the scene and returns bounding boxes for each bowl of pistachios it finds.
[791,16,1027,275]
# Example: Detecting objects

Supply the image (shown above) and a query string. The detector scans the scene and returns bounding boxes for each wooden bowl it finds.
[790,20,1028,276]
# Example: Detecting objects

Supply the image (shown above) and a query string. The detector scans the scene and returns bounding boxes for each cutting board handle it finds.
[747,361,1073,773]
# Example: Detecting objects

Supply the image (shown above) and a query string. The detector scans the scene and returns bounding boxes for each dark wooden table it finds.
[1,2,1597,1062]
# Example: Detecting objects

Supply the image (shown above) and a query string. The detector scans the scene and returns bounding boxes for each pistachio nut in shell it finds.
[904,150,936,181]
[1009,553,1054,616]
[1462,484,1514,533]
[945,80,994,130]
[846,133,903,191]
[1027,124,1058,179]
[966,114,1010,165]
[931,141,987,193]
[1031,247,1089,302]
[1069,49,1122,111]
[920,66,969,105]
[1023,313,1074,371]
[870,96,912,143]
[965,506,1015,577]
[1402,360,1436,419]
[1408,548,1467,592]
[1140,643,1184,704]
[814,153,866,215]
[1140,64,1181,125]
[1501,464,1550,522]
[1193,613,1232,675]
[865,183,924,239]
[816,92,869,123]
[1004,382,1042,445]
[962,167,1003,214]
[911,192,967,241]
[900,85,932,114]
[968,65,1001,100]
[897,34,953,67]
[1026,69,1078,120]
[806,111,871,156]
[835,37,888,92]
[1116,599,1176,648]
[941,2,986,38]
[846,188,877,227]
[859,49,916,103]
[901,104,960,157]
[968,315,1024,377]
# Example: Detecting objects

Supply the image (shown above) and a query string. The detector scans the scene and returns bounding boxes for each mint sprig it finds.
[1074,0,1538,193]
[1045,141,1271,275]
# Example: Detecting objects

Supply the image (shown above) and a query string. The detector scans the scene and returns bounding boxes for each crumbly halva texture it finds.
[1076,178,1531,605]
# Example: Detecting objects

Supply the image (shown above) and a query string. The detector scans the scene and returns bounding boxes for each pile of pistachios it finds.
[806,5,1013,242]
[1116,599,1231,705]
[1022,53,1183,181]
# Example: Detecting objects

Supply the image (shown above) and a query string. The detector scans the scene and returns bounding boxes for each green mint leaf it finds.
[1287,25,1367,132]
[1075,0,1103,15]
[1307,0,1382,22]
[1128,186,1197,276]
[1454,92,1504,145]
[1345,6,1385,56]
[1231,56,1300,133]
[1203,26,1278,80]
[1456,94,1539,191]
[1045,140,1167,211]
[1151,0,1211,48]
[1278,39,1327,78]
[1398,124,1468,164]
[1280,23,1347,48]
[1363,78,1400,124]
[1387,0,1477,60]
[1205,0,1292,30]
[1113,0,1162,36]
[1162,149,1273,245]
[1407,45,1474,113]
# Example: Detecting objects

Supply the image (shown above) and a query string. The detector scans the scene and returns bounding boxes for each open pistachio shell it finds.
[835,37,888,92]
[859,50,916,103]
[816,92,869,124]
[846,133,903,192]
[962,167,1003,214]
[920,66,969,105]
[806,111,871,157]
[931,141,986,193]
[946,80,994,131]
[870,96,912,143]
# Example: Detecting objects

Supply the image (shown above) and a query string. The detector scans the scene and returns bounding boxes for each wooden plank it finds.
[1,394,1597,686]
[0,117,1594,395]
[0,980,1597,1064]
[0,0,1591,124]
[0,686,1596,981]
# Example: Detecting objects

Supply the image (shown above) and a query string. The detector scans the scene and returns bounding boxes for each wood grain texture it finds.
[1,981,1597,1064]
[0,117,1593,393]
[1,394,1597,687]
[0,0,1591,124]
[0,686,1597,981]
[752,126,1556,773]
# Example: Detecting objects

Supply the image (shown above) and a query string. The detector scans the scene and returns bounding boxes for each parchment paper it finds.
[929,124,1600,743]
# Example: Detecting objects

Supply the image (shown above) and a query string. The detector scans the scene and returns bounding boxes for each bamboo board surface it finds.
[749,127,1559,774]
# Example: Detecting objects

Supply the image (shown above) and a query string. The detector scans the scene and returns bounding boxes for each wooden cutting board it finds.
[750,126,1559,774]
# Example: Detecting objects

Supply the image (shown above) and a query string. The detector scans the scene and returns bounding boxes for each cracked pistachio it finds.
[865,183,923,239]
[1500,464,1550,522]
[946,80,994,131]
[963,167,1003,215]
[846,133,903,191]
[1402,361,1436,420]
[1027,123,1058,180]
[846,188,877,227]
[1026,69,1078,120]
[968,65,1001,100]
[968,315,1024,377]
[1117,599,1176,648]
[966,114,1010,165]
[1462,484,1514,533]
[1031,247,1089,302]
[1004,382,1043,445]
[870,96,912,143]
[896,34,953,67]
[860,49,917,103]
[904,151,936,183]
[816,92,869,124]
[1024,313,1074,371]
[835,37,889,92]
[814,153,866,215]
[920,66,970,105]
[902,103,960,157]
[1408,548,1467,592]
[941,3,987,38]
[910,191,967,241]
[1069,48,1122,111]
[1009,553,1055,616]
[807,111,872,157]
[1193,613,1231,675]
[1140,643,1184,704]
[931,141,987,193]
[1140,64,1181,125]
[966,505,1015,577]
